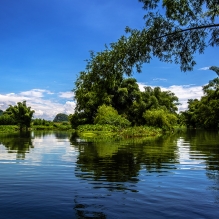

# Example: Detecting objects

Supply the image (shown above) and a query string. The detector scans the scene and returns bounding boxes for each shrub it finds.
[94,105,131,128]
[143,109,177,131]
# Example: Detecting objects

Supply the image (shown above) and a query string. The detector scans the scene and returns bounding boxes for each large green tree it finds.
[4,101,35,131]
[72,0,217,127]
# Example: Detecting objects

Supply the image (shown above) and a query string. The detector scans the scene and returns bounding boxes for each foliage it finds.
[76,124,162,139]
[0,125,18,133]
[69,112,89,129]
[182,67,219,129]
[0,109,3,116]
[53,113,69,122]
[122,0,219,72]
[73,67,179,127]
[77,124,118,132]
[94,105,131,127]
[0,114,16,125]
[143,108,178,130]
[210,66,219,76]
[72,0,218,128]
[4,101,35,131]
[0,132,33,159]
[33,118,52,126]
[119,126,162,137]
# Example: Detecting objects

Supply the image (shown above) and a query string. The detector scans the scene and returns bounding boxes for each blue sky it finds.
[0,0,218,120]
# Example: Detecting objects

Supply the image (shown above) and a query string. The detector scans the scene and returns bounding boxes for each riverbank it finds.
[0,124,75,133]
[0,125,19,133]
[76,124,163,139]
[0,124,185,138]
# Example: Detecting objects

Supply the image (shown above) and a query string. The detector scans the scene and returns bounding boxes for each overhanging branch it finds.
[156,23,219,39]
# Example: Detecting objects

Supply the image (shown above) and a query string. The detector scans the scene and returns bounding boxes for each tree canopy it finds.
[72,69,179,127]
[4,101,35,131]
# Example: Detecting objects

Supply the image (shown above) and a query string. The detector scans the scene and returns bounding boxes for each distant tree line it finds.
[0,102,69,131]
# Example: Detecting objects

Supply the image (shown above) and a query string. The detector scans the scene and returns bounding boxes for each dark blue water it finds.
[0,131,219,218]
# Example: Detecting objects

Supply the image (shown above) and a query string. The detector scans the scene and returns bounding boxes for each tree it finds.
[4,101,35,131]
[53,113,69,122]
[120,0,219,72]
[0,109,3,116]
[73,66,179,127]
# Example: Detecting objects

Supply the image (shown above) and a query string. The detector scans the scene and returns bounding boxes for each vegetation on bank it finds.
[76,124,163,139]
[180,67,219,129]
[0,125,19,133]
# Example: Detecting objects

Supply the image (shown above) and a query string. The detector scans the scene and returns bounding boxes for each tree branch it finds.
[155,23,219,39]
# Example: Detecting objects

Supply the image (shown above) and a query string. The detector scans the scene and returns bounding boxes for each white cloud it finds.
[20,89,49,98]
[153,78,167,81]
[138,83,203,112]
[198,67,210,70]
[59,91,74,99]
[0,89,76,120]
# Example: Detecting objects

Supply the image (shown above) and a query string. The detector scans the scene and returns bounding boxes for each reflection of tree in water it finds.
[70,134,179,183]
[70,134,179,218]
[32,131,52,138]
[183,130,219,202]
[184,130,219,171]
[73,201,107,219]
[54,132,71,139]
[0,132,33,159]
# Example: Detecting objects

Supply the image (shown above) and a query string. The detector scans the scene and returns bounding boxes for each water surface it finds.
[0,130,219,218]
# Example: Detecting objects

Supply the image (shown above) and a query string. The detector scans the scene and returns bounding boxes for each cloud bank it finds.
[138,83,203,112]
[0,89,75,120]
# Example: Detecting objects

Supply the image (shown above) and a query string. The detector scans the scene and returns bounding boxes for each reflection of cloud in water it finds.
[0,144,18,161]
[177,137,206,168]
[0,134,78,164]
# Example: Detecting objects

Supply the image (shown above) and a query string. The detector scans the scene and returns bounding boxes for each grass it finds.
[76,124,163,139]
[0,125,19,133]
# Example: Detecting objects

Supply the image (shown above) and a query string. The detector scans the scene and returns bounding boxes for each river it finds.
[0,130,219,219]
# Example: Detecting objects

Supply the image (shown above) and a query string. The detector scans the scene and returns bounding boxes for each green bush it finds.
[0,114,16,125]
[77,124,118,132]
[143,109,177,131]
[94,105,131,128]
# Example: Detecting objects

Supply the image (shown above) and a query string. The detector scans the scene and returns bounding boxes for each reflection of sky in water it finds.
[0,133,78,165]
[1,132,219,218]
[177,137,206,168]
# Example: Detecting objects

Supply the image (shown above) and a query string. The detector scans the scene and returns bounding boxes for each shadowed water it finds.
[0,130,219,218]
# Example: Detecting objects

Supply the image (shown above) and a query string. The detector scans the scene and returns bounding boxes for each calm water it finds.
[0,130,219,219]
